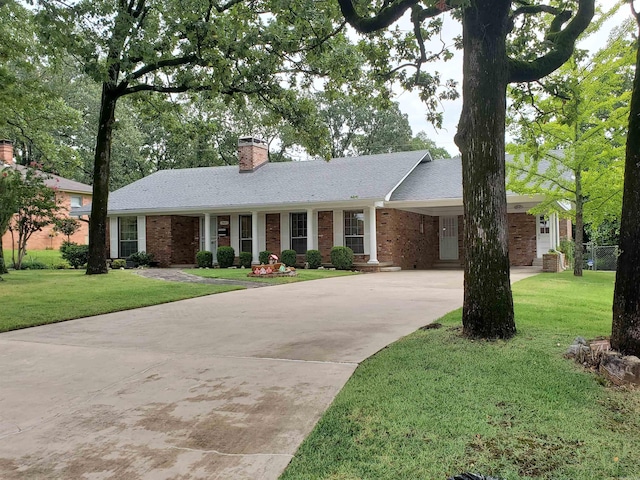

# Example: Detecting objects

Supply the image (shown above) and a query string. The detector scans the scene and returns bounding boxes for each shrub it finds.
[330,246,354,270]
[21,260,49,270]
[196,250,213,268]
[128,251,153,266]
[306,249,322,269]
[281,249,297,267]
[217,246,235,268]
[239,251,253,268]
[61,244,89,269]
[259,250,271,265]
[558,239,575,267]
[111,259,126,269]
[60,240,75,256]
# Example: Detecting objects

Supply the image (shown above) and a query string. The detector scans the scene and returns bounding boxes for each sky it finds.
[395,1,633,157]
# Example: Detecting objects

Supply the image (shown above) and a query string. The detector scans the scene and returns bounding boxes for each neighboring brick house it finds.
[1,140,92,251]
[76,136,571,269]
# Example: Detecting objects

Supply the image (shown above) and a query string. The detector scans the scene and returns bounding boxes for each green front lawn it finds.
[2,248,68,268]
[0,270,242,332]
[282,272,639,480]
[187,267,358,284]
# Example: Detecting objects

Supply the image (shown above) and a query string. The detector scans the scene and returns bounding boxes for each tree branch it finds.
[508,0,595,83]
[337,0,421,33]
[125,55,198,83]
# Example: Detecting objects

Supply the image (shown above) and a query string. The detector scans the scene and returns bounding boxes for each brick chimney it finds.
[0,139,14,166]
[238,136,268,172]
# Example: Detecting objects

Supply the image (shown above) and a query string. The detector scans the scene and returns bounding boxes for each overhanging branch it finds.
[337,0,420,33]
[508,0,595,83]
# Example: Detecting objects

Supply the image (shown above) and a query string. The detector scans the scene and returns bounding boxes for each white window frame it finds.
[118,217,138,258]
[239,214,252,253]
[70,195,83,208]
[344,210,365,254]
[290,212,308,254]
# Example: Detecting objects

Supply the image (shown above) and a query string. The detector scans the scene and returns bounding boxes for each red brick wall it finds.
[507,213,537,266]
[376,209,437,269]
[317,211,333,262]
[217,216,231,247]
[559,218,572,241]
[2,191,91,251]
[265,213,281,256]
[170,216,199,264]
[146,216,172,267]
[143,215,198,266]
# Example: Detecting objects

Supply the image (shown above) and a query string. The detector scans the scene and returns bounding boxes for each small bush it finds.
[217,246,235,268]
[239,251,253,268]
[281,249,297,267]
[111,259,126,269]
[259,250,271,265]
[22,260,49,270]
[128,251,153,266]
[306,249,322,269]
[196,250,213,268]
[558,239,575,266]
[61,244,89,269]
[330,246,354,270]
[60,240,75,256]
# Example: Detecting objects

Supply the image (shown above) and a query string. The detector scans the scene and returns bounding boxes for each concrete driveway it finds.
[0,269,538,479]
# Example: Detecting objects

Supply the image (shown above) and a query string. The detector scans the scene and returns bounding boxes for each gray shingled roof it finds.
[13,164,93,194]
[389,157,463,201]
[98,150,429,214]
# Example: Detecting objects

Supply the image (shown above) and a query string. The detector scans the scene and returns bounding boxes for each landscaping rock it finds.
[600,353,640,386]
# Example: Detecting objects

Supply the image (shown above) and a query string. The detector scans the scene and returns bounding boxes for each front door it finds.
[536,215,550,258]
[439,216,459,260]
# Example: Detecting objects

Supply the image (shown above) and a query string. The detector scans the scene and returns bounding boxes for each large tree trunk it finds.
[611,21,640,356]
[454,0,515,339]
[574,169,584,276]
[86,85,118,275]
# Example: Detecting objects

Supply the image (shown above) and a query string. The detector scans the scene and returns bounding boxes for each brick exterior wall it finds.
[507,213,537,266]
[143,215,198,266]
[146,216,172,267]
[559,218,572,240]
[376,209,438,269]
[217,215,231,247]
[2,191,91,251]
[265,213,281,256]
[170,216,199,264]
[317,211,333,262]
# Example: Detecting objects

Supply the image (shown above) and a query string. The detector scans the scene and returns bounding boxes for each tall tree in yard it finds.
[338,0,593,338]
[507,19,631,277]
[612,2,640,357]
[36,0,359,274]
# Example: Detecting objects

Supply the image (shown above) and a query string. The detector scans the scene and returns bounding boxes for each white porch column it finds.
[550,213,558,250]
[307,208,315,252]
[251,211,259,264]
[204,213,211,252]
[367,205,379,264]
[109,217,118,258]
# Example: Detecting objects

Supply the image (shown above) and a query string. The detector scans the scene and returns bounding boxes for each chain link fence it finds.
[583,243,619,271]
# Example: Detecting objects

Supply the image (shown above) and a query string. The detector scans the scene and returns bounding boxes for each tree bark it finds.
[611,19,640,356]
[454,0,515,339]
[574,169,583,276]
[86,84,118,274]
[0,243,7,274]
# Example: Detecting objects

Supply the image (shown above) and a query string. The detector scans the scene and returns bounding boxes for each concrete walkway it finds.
[136,268,269,288]
[0,269,539,479]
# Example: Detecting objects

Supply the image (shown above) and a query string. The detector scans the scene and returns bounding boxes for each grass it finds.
[281,271,639,480]
[186,267,358,284]
[0,269,242,332]
[2,248,68,268]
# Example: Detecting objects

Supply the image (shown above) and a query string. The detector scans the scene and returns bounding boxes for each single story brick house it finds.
[76,137,571,269]
[1,140,92,251]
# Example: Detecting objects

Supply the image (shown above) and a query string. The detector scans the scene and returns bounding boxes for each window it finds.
[290,212,307,254]
[119,217,138,258]
[344,210,365,254]
[539,216,550,234]
[70,195,83,208]
[240,215,252,253]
